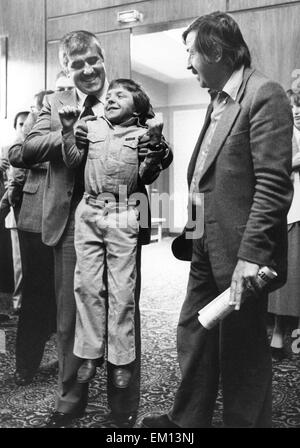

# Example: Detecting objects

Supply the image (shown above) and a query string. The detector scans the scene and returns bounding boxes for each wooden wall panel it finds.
[228,0,300,11]
[231,5,300,89]
[47,29,130,89]
[0,0,45,121]
[0,37,7,118]
[47,0,226,41]
[100,29,131,80]
[47,42,61,90]
[47,0,146,18]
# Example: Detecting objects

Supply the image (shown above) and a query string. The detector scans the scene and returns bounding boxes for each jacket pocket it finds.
[225,130,249,146]
[23,181,39,194]
[122,141,138,165]
[87,134,106,159]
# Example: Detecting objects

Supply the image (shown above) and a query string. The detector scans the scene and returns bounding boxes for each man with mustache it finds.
[13,30,172,428]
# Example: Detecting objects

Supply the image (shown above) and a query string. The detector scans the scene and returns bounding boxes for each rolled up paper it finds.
[198,266,277,330]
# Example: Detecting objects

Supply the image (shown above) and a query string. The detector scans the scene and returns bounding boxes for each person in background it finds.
[0,155,14,319]
[142,11,293,429]
[1,111,29,313]
[8,90,57,386]
[55,70,74,92]
[268,89,300,361]
[13,30,172,428]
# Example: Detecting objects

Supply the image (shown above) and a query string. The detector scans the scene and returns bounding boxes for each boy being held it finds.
[58,79,165,387]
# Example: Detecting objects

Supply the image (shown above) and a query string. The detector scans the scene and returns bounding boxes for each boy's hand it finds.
[0,158,9,173]
[58,106,81,131]
[139,118,164,150]
[138,118,166,163]
[74,115,97,150]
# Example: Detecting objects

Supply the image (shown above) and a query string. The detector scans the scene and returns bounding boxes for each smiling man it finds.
[142,11,293,428]
[14,30,171,428]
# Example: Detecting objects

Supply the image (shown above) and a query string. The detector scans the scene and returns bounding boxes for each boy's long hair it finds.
[108,79,154,125]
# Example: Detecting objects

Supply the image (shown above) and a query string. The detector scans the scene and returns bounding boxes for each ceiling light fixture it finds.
[117,10,143,23]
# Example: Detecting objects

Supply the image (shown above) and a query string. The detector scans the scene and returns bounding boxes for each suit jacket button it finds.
[67,191,72,197]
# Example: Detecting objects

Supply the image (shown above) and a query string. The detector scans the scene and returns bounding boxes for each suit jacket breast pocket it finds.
[22,181,39,194]
[224,130,249,147]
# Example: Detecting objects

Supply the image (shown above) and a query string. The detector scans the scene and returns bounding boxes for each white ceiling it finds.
[131,27,194,84]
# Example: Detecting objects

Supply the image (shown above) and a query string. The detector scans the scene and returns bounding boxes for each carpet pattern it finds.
[0,238,300,428]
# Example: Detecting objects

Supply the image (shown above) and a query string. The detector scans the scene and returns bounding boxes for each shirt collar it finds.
[222,65,244,102]
[102,115,146,129]
[294,126,300,145]
[119,116,146,127]
[76,79,109,106]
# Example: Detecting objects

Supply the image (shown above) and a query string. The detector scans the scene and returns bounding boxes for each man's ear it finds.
[212,45,223,63]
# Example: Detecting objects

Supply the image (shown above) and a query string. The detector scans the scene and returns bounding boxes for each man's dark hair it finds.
[182,11,251,70]
[34,90,54,111]
[59,30,104,69]
[13,111,30,129]
[108,79,154,125]
[287,89,300,107]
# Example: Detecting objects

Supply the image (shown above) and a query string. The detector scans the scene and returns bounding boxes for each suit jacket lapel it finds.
[197,67,255,185]
[187,102,213,186]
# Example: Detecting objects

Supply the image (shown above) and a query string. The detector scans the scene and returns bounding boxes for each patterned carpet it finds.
[0,237,300,428]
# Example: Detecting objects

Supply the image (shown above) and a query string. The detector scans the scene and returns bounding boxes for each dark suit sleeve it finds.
[9,142,48,171]
[7,167,28,207]
[0,190,10,223]
[8,139,28,168]
[61,129,85,168]
[238,81,293,265]
[21,95,63,165]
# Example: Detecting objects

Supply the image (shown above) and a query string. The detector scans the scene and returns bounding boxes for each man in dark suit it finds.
[16,30,172,428]
[142,11,293,428]
[0,156,14,298]
[8,90,56,386]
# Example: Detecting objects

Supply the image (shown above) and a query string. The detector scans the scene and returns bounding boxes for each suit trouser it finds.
[53,207,88,413]
[54,206,142,416]
[0,225,14,293]
[16,230,56,373]
[169,237,272,428]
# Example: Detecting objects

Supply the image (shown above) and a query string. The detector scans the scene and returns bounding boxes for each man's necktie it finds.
[72,96,99,203]
[80,95,98,118]
[208,89,218,102]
